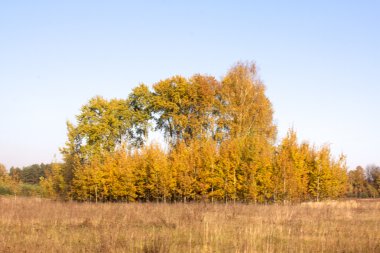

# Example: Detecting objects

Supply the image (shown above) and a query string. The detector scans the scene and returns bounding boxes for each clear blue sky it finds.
[0,1,379,169]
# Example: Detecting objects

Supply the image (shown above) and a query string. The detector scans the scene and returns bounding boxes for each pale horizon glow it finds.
[0,1,379,170]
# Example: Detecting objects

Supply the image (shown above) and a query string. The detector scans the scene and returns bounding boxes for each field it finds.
[0,197,379,252]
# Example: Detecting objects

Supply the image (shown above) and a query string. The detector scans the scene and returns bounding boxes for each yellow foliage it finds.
[51,62,350,203]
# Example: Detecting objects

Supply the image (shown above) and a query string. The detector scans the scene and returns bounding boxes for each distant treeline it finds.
[1,62,379,202]
[0,163,50,196]
[8,163,51,184]
[348,165,380,198]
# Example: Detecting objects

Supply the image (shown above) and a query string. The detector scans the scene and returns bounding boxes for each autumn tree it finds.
[56,87,152,198]
[0,163,12,195]
[193,139,219,201]
[170,139,220,202]
[217,139,241,202]
[61,95,150,163]
[133,143,173,202]
[216,62,277,203]
[40,162,66,198]
[273,130,310,202]
[152,75,220,146]
[170,141,197,202]
[308,146,347,201]
[218,62,276,141]
[71,149,137,202]
[0,163,6,178]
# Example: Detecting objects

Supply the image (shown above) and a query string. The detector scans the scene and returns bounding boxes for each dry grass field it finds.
[0,197,379,253]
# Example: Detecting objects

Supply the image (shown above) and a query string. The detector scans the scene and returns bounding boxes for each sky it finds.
[0,1,379,170]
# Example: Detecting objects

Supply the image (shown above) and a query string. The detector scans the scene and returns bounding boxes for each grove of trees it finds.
[4,63,377,203]
[33,62,349,203]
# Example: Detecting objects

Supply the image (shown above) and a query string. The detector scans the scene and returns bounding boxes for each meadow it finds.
[0,197,379,252]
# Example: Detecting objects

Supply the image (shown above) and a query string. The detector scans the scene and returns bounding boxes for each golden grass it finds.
[0,197,379,252]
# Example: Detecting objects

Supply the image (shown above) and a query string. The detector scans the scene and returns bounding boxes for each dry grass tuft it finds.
[0,197,379,252]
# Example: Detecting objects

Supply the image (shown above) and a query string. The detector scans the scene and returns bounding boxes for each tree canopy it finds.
[40,62,350,203]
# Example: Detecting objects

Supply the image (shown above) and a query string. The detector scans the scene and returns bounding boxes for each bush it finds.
[19,183,42,197]
[0,181,42,197]
[0,182,14,195]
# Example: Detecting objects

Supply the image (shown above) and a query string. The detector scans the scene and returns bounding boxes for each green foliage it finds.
[19,183,43,196]
[347,165,380,198]
[366,165,380,194]
[8,164,51,185]
[0,180,42,196]
[59,93,152,199]
[61,96,150,162]
[0,184,13,195]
